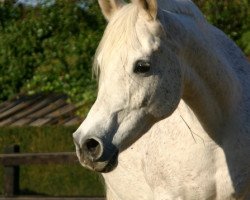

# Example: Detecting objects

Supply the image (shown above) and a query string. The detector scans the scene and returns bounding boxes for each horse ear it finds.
[98,0,125,21]
[132,0,157,20]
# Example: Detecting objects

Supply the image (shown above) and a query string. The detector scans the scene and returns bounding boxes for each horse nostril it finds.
[86,138,99,152]
[83,138,103,161]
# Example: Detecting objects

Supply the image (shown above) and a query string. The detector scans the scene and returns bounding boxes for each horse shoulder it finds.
[140,100,235,199]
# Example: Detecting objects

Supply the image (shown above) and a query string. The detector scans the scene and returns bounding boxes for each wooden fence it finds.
[0,93,82,127]
[0,145,105,200]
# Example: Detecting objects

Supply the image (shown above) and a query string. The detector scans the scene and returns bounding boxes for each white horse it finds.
[73,0,250,199]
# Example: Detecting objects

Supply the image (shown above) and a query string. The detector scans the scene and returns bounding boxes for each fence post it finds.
[3,144,20,197]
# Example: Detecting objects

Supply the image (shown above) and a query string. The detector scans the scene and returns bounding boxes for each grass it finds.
[0,126,105,197]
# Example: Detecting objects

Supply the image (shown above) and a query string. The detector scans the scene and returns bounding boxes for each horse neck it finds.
[160,11,245,139]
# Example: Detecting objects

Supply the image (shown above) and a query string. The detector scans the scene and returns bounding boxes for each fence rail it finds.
[0,145,104,200]
[0,152,78,165]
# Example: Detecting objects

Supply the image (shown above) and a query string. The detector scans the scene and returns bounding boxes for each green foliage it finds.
[0,126,105,196]
[240,31,250,55]
[0,0,106,109]
[0,3,36,101]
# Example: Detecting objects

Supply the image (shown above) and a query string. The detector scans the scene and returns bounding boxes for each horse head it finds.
[73,0,182,172]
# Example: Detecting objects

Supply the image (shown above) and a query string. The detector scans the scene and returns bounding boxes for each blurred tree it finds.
[0,0,105,113]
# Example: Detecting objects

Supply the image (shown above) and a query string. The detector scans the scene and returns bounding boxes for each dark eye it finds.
[133,60,151,74]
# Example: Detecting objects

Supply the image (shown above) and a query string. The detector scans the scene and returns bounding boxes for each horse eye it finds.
[134,60,151,74]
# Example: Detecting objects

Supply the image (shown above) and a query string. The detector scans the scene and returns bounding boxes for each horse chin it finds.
[80,150,119,173]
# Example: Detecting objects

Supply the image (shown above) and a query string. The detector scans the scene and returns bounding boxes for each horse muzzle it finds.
[74,136,119,173]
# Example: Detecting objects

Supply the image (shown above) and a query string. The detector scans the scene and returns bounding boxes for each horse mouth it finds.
[96,151,119,173]
[78,149,119,173]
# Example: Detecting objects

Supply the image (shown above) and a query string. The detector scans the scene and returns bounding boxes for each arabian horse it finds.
[73,0,250,199]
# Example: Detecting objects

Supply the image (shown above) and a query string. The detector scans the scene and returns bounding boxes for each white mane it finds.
[93,4,140,79]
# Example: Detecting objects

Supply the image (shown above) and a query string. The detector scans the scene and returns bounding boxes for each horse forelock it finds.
[93,4,144,80]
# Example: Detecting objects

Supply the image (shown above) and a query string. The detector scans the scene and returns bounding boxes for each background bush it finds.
[0,0,105,114]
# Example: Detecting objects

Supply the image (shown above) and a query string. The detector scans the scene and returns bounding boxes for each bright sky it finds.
[16,0,55,7]
[15,0,88,9]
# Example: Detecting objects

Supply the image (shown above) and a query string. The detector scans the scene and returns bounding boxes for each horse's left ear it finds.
[98,0,125,21]
[132,0,157,20]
